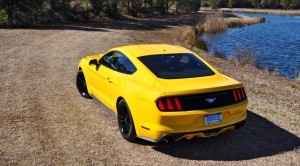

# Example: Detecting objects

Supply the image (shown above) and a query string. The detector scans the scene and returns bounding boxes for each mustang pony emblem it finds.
[206,98,217,103]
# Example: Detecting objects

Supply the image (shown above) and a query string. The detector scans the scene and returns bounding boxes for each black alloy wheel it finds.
[76,70,92,99]
[117,99,137,142]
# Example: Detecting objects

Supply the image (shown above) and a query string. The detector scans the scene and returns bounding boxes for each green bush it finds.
[201,1,210,7]
[0,9,7,23]
[227,0,236,8]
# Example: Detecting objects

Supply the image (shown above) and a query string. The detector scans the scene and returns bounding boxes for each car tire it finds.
[76,70,92,99]
[117,99,137,142]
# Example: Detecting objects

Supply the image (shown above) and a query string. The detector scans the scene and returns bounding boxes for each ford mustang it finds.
[76,44,248,142]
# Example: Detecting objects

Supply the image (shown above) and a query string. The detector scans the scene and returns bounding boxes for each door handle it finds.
[107,77,112,83]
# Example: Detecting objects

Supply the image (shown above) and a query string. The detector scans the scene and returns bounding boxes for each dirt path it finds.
[0,18,299,165]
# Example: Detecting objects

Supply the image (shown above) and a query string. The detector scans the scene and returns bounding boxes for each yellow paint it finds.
[78,44,248,141]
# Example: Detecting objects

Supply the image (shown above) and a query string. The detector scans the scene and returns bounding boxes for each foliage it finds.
[175,0,201,13]
[236,46,256,65]
[280,0,290,9]
[201,1,210,7]
[289,0,298,9]
[252,0,261,8]
[195,37,208,51]
[228,0,236,8]
[214,50,227,59]
[0,9,6,22]
[203,13,228,33]
[0,0,203,26]
[209,0,221,9]
[0,0,299,26]
[227,17,266,28]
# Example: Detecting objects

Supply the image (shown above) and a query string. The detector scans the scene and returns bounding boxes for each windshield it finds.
[138,53,215,79]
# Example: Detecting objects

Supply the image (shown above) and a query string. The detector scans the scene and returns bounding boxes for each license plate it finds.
[204,113,222,125]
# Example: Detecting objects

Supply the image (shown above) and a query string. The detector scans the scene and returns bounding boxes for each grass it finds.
[220,8,300,16]
[203,13,228,33]
[198,11,266,33]
[181,26,196,46]
[214,50,227,59]
[194,37,208,51]
[236,46,256,65]
[227,17,266,28]
[290,83,300,90]
[179,26,208,51]
[295,73,300,81]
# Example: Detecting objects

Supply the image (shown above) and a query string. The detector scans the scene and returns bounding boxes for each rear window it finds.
[138,53,215,79]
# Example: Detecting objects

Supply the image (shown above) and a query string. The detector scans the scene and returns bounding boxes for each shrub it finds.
[296,74,300,81]
[181,25,208,51]
[0,9,7,24]
[203,13,228,33]
[182,26,196,46]
[295,67,300,81]
[194,37,208,51]
[236,46,256,65]
[214,50,227,59]
[228,0,236,8]
[201,1,210,7]
[227,17,266,28]
[209,0,221,9]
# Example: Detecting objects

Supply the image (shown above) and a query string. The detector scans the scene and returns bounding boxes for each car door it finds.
[88,52,115,109]
[89,51,137,110]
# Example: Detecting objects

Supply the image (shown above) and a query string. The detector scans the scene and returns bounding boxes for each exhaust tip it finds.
[165,137,174,143]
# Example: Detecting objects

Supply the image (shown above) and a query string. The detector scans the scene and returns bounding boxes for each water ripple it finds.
[203,13,300,78]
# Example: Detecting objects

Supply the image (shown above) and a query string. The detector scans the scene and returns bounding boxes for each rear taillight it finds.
[232,88,247,103]
[156,97,183,111]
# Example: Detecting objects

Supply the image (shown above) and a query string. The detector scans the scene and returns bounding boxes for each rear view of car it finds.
[136,52,247,142]
[76,44,248,143]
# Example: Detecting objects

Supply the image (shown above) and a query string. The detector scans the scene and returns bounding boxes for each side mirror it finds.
[89,59,100,70]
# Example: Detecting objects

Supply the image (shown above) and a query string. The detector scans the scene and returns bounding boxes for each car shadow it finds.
[138,110,300,161]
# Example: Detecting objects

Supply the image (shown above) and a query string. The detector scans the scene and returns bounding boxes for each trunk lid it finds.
[154,74,242,96]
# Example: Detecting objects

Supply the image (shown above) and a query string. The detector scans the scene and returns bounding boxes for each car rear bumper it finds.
[137,101,248,142]
[139,119,246,142]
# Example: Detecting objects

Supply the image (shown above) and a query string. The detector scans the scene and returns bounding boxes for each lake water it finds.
[202,13,300,79]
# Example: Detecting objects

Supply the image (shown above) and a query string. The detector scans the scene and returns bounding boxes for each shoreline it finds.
[220,8,300,16]
[198,10,266,32]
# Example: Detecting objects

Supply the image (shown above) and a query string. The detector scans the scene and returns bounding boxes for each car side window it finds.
[99,51,137,74]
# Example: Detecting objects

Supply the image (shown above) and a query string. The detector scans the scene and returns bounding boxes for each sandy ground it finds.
[0,16,299,165]
[219,8,300,16]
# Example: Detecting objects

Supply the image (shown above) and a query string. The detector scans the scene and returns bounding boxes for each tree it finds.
[209,0,221,9]
[280,0,290,9]
[90,0,103,15]
[1,0,14,27]
[228,0,236,8]
[289,0,298,8]
[252,0,261,8]
[175,0,201,12]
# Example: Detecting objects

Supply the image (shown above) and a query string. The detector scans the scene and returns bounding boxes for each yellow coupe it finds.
[76,44,248,142]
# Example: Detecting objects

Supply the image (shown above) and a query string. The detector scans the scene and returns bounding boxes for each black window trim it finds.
[99,51,137,75]
[138,53,215,79]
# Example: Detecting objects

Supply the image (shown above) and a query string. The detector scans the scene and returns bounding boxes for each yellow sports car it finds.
[76,44,248,142]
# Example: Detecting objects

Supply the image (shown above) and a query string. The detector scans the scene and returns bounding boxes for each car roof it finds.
[114,44,193,57]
